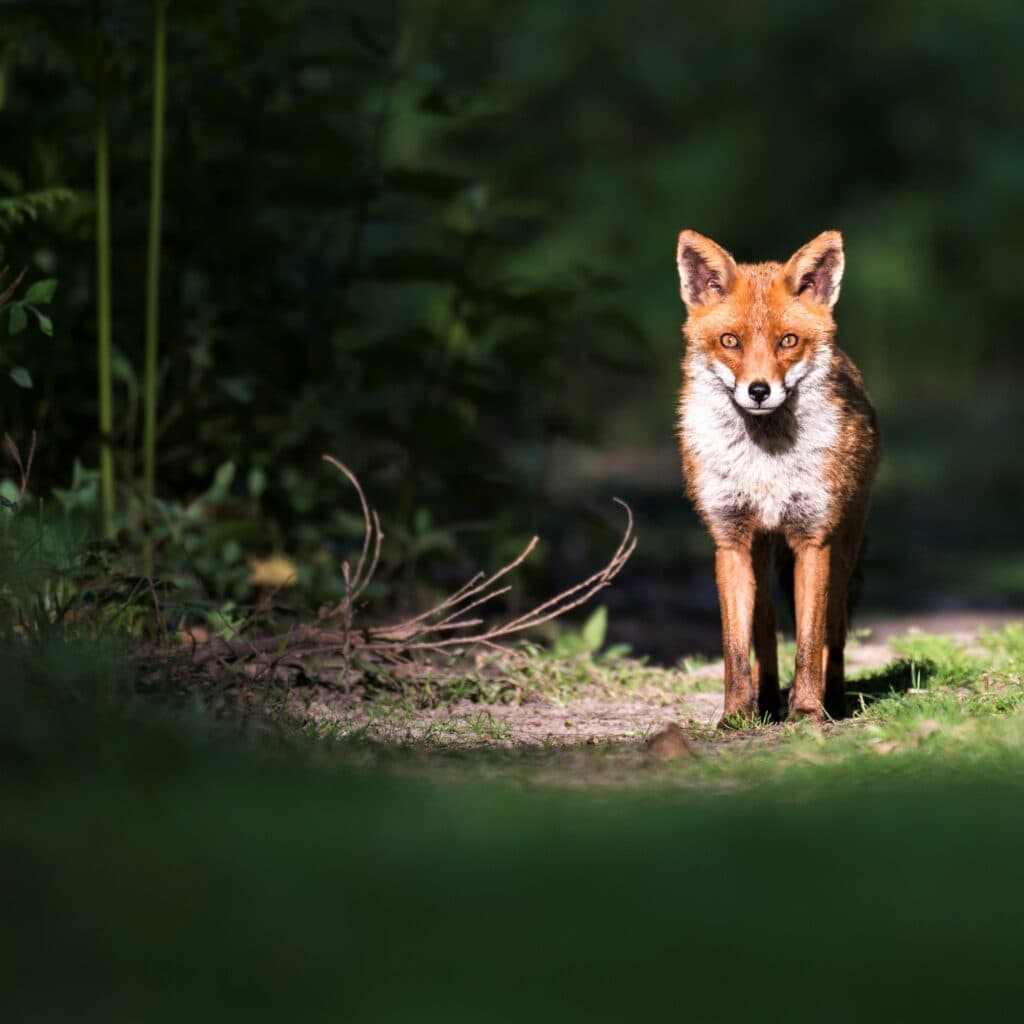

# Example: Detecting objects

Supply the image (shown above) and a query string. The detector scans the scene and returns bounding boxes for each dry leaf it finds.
[247,554,298,587]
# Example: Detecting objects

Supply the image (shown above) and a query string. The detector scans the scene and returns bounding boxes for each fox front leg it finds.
[714,543,758,725]
[789,541,831,722]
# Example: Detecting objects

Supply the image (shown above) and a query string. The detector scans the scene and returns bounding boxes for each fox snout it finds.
[732,374,787,415]
[712,358,792,415]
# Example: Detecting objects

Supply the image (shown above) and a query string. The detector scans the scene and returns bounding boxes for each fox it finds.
[676,229,880,725]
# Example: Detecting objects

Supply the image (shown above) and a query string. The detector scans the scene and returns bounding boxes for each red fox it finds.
[676,230,880,725]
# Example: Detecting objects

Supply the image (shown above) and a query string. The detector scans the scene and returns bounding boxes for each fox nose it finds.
[748,381,771,404]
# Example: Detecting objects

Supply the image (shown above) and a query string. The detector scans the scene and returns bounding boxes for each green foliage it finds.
[0,186,75,230]
[551,605,608,658]
[1,0,1023,617]
[7,304,25,334]
[0,269,57,390]
[0,0,646,600]
[24,277,57,304]
[0,491,149,644]
[6,277,54,336]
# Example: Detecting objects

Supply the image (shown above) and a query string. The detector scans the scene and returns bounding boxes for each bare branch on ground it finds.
[171,455,636,686]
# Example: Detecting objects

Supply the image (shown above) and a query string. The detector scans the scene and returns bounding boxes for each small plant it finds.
[0,433,154,648]
[0,268,56,390]
[551,605,609,659]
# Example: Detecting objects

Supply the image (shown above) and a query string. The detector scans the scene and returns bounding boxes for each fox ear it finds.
[785,230,844,309]
[676,230,737,309]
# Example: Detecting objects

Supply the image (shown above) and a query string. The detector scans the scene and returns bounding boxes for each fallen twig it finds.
[176,456,636,686]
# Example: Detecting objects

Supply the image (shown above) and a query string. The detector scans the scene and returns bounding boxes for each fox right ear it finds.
[676,230,737,309]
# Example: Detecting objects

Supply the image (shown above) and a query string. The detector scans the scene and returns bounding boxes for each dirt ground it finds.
[291,610,1024,749]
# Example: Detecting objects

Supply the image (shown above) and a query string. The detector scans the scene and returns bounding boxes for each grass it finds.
[367,644,710,708]
[290,626,1024,787]
[7,625,1024,1019]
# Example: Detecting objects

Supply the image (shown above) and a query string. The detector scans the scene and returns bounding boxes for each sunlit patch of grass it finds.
[978,622,1024,670]
[677,652,713,673]
[890,629,975,668]
[847,626,872,646]
[702,631,1024,783]
[374,643,711,709]
[286,622,1024,783]
[776,636,797,686]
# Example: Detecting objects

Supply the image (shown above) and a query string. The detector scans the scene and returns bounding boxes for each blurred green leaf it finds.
[33,311,53,337]
[9,365,31,388]
[24,279,57,304]
[8,305,26,334]
[552,605,608,658]
[247,467,267,497]
[210,462,236,499]
[581,606,607,653]
[220,376,253,404]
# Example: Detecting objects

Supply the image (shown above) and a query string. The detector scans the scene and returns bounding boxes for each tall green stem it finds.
[94,3,115,538]
[143,0,168,575]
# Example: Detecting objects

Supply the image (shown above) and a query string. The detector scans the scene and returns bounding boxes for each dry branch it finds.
[0,266,27,308]
[3,430,36,502]
[182,455,636,684]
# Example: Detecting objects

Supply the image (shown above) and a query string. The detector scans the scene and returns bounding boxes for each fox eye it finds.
[720,333,740,349]
[780,333,799,349]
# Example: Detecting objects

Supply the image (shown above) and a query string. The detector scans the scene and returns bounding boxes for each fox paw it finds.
[787,701,824,725]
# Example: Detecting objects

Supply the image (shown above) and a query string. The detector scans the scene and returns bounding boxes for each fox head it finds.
[676,229,844,415]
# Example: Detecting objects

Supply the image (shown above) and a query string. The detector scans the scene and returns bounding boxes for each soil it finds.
[290,610,1024,750]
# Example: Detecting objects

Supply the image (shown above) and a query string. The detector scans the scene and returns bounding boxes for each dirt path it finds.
[293,610,1024,749]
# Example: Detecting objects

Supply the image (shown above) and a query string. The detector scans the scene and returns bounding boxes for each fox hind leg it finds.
[824,515,868,720]
[752,533,781,721]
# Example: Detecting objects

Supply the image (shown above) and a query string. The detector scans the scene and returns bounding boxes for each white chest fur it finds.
[680,355,839,534]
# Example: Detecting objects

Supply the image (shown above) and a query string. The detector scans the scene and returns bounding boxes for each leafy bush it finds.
[0,1,646,608]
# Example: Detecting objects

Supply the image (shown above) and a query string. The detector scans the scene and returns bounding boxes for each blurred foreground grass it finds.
[5,628,1024,1021]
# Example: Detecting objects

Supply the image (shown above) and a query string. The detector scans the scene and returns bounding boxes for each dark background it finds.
[3,0,1024,658]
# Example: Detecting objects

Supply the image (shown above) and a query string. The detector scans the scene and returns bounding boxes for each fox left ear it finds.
[785,230,844,309]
